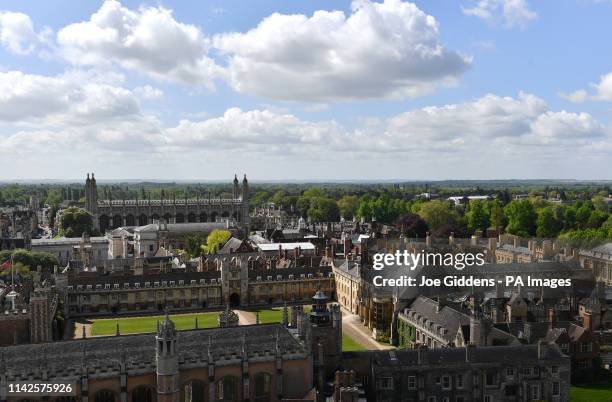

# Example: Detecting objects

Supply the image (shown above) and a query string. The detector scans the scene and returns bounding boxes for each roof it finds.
[1,323,306,379]
[31,237,108,246]
[257,242,316,252]
[134,222,230,233]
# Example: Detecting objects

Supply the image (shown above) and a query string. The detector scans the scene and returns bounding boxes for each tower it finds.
[233,174,240,199]
[241,174,250,236]
[156,311,180,402]
[85,173,98,227]
[30,286,52,343]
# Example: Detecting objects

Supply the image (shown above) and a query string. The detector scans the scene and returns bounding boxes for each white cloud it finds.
[0,11,49,54]
[592,72,612,101]
[558,89,588,103]
[57,0,220,88]
[214,0,470,101]
[134,85,163,100]
[462,0,537,29]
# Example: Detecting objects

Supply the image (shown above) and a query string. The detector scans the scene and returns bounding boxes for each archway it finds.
[216,376,238,402]
[182,380,205,402]
[99,215,110,233]
[187,213,196,223]
[132,386,155,402]
[229,293,240,308]
[176,213,185,223]
[253,373,272,402]
[125,214,135,226]
[199,212,208,222]
[112,215,123,229]
[138,214,148,226]
[94,390,115,402]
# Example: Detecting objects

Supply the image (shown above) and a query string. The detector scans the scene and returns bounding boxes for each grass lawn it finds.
[570,384,612,402]
[342,333,366,352]
[251,306,312,324]
[90,312,218,336]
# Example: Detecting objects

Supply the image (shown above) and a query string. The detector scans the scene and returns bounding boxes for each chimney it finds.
[278,244,283,258]
[537,340,548,359]
[343,237,351,258]
[583,312,592,330]
[426,232,431,247]
[465,343,476,362]
[294,247,299,259]
[325,246,332,258]
[549,308,557,329]
[449,232,455,245]
[513,236,520,248]
[470,235,478,246]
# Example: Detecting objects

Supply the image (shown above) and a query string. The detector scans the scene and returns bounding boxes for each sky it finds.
[0,0,611,181]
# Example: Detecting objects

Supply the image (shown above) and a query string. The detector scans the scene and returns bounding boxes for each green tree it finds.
[185,234,207,258]
[536,207,561,238]
[466,200,490,233]
[418,200,456,231]
[58,207,94,237]
[504,200,536,236]
[201,229,231,254]
[489,200,506,232]
[307,197,340,222]
[337,195,359,220]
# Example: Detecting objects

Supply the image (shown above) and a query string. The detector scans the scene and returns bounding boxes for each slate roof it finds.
[0,324,306,379]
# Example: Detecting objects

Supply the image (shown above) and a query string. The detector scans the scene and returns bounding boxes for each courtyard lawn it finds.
[342,333,366,352]
[90,312,219,336]
[570,384,612,402]
[252,306,312,324]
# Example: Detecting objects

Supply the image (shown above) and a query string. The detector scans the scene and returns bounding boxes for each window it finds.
[254,373,271,402]
[484,396,491,402]
[378,377,393,390]
[427,397,436,402]
[435,376,440,385]
[551,365,559,374]
[559,343,569,353]
[407,376,416,390]
[506,367,514,377]
[530,385,539,400]
[578,360,591,369]
[485,372,496,386]
[552,382,560,396]
[443,398,450,402]
[522,367,532,376]
[580,342,593,352]
[217,376,237,402]
[456,374,463,389]
[456,398,464,402]
[442,376,451,390]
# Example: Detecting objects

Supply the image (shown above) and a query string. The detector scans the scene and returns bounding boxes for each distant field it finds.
[570,384,612,402]
[90,312,218,336]
[251,306,312,324]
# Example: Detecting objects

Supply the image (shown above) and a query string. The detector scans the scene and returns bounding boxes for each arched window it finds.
[253,373,272,402]
[182,380,206,402]
[138,214,148,226]
[216,376,238,401]
[152,214,160,221]
[112,215,123,229]
[221,212,230,218]
[210,212,218,222]
[132,386,155,402]
[95,389,115,402]
[99,215,110,233]
[125,214,135,226]
[188,213,196,223]
[163,213,172,222]
[199,213,208,222]
[176,213,185,223]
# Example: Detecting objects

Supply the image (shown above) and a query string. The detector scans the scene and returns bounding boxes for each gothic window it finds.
[112,215,123,229]
[254,373,272,402]
[221,212,230,218]
[132,386,155,402]
[126,214,135,226]
[216,376,238,401]
[183,380,205,402]
[94,389,115,402]
[139,214,148,226]
[188,213,196,223]
[199,213,208,222]
[176,213,185,223]
[210,212,218,222]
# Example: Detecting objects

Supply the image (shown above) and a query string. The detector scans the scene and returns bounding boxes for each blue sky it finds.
[0,0,611,180]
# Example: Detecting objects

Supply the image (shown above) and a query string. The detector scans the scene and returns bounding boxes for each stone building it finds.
[0,317,315,402]
[31,234,108,266]
[580,242,612,286]
[340,343,570,402]
[85,173,250,234]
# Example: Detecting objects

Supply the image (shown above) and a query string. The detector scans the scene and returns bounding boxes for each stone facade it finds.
[85,173,250,234]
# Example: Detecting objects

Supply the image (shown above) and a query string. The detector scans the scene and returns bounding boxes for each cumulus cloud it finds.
[214,0,471,101]
[462,0,537,29]
[134,85,163,100]
[0,11,49,54]
[559,72,612,103]
[57,0,220,88]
